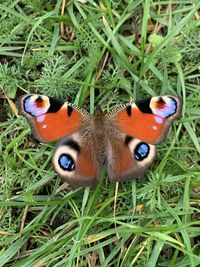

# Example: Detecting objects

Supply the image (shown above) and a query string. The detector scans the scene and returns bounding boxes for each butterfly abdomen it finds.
[93,114,107,166]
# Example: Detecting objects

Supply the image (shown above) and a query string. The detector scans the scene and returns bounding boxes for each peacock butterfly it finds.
[18,94,182,188]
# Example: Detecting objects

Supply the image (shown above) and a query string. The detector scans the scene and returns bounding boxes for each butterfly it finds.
[18,94,182,189]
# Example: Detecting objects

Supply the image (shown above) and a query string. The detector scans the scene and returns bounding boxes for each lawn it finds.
[0,0,200,266]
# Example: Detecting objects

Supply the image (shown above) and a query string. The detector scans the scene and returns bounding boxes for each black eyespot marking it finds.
[126,105,132,116]
[158,97,165,104]
[58,154,75,171]
[48,97,64,113]
[67,105,74,117]
[134,142,150,161]
[124,135,133,146]
[63,139,81,153]
[135,98,152,114]
[36,96,43,103]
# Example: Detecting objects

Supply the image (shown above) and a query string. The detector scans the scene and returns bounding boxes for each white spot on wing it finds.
[37,115,45,123]
[154,115,163,124]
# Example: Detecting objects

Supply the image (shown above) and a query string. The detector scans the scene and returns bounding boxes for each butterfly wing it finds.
[105,95,182,181]
[106,135,156,182]
[18,94,89,143]
[109,96,182,144]
[18,94,100,188]
[52,130,100,188]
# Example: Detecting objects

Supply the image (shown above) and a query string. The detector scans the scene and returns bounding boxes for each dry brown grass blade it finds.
[2,89,19,118]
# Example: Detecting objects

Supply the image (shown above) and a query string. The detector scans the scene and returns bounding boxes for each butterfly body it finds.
[18,94,182,188]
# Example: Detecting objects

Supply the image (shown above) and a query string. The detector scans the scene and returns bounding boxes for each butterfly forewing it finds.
[107,96,182,145]
[18,94,90,143]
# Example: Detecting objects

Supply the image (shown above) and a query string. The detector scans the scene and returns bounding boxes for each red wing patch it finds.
[106,137,156,182]
[115,96,182,144]
[18,94,88,143]
[77,147,98,178]
[33,108,85,142]
[52,133,100,188]
[117,108,164,144]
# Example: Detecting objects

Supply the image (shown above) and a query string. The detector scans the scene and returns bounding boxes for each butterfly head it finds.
[94,105,103,116]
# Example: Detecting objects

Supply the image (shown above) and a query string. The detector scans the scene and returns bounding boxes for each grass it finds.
[0,0,200,266]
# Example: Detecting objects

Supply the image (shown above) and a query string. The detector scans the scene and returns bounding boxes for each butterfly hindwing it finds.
[18,94,89,143]
[106,134,156,182]
[52,131,100,188]
[110,96,182,144]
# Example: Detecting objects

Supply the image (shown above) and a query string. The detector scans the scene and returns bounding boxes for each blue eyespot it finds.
[154,97,177,118]
[24,96,35,116]
[166,97,177,117]
[134,142,150,161]
[24,96,47,116]
[58,154,75,171]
